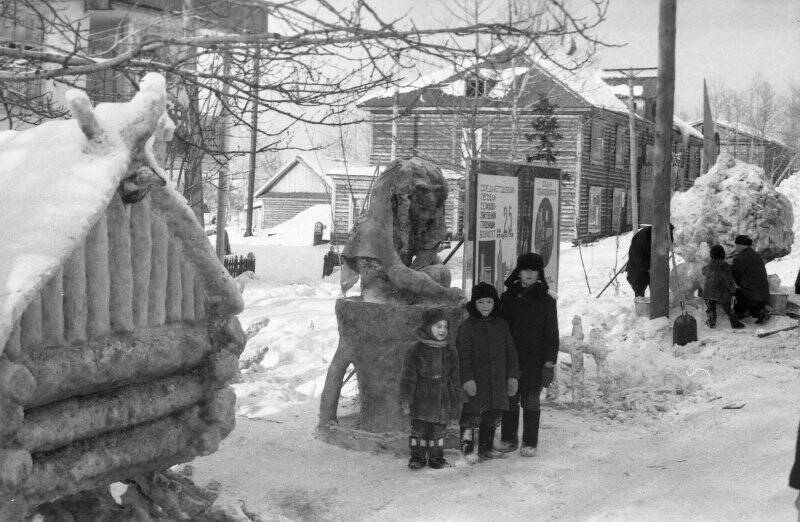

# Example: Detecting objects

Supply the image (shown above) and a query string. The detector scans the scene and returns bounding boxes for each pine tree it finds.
[525,94,563,164]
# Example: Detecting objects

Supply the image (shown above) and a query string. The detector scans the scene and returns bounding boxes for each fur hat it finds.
[710,244,726,259]
[734,235,753,246]
[467,282,499,318]
[515,252,544,273]
[421,307,448,329]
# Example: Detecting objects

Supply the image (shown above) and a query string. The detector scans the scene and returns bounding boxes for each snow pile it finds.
[671,153,794,264]
[265,204,332,246]
[777,172,800,242]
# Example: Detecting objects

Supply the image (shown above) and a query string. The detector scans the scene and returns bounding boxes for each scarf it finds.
[420,338,448,348]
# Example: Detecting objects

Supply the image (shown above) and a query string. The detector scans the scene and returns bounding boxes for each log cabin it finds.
[0,75,244,518]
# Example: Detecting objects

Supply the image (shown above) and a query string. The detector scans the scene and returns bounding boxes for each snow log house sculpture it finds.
[0,73,245,518]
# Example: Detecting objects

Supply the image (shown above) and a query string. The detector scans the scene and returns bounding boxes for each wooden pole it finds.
[627,77,639,231]
[244,23,264,237]
[650,0,676,320]
[216,53,230,258]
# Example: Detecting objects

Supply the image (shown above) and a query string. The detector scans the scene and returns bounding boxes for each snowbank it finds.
[264,204,331,246]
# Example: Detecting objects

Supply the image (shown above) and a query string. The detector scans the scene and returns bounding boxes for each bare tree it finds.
[0,0,612,219]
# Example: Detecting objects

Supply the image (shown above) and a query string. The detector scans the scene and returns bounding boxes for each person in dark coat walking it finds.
[626,225,674,297]
[458,282,519,461]
[497,253,559,457]
[731,235,770,324]
[701,244,744,329]
[791,420,800,517]
[399,308,463,469]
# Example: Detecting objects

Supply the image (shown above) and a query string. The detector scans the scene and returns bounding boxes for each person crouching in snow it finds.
[399,308,463,470]
[702,244,744,329]
[458,282,519,461]
[498,253,559,457]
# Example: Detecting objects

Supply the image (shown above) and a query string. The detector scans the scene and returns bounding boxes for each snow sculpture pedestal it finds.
[318,298,464,445]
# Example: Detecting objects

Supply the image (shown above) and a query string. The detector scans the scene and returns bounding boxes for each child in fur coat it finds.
[399,308,463,469]
[702,244,744,329]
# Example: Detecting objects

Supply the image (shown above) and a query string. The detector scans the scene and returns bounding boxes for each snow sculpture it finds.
[319,158,464,439]
[557,316,608,400]
[0,74,244,519]
[339,157,464,305]
[670,154,794,301]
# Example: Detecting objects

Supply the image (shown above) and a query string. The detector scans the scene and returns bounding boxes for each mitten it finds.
[507,377,518,396]
[463,380,477,397]
[540,365,555,388]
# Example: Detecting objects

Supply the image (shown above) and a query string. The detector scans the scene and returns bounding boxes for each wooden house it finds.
[358,51,704,240]
[328,164,463,245]
[0,77,244,518]
[690,119,797,181]
[253,155,333,230]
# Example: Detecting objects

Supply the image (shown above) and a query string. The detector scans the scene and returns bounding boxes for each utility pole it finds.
[603,66,657,232]
[650,0,676,320]
[216,54,230,261]
[244,12,267,237]
[182,0,204,224]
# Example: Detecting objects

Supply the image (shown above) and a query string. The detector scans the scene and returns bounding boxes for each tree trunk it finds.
[182,0,204,225]
[650,0,676,320]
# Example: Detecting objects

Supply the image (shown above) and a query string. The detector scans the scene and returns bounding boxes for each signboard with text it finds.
[465,160,562,296]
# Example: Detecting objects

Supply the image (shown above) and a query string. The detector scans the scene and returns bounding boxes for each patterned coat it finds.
[398,337,463,424]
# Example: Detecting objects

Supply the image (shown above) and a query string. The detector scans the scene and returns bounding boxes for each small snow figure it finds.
[458,283,519,461]
[702,245,744,329]
[398,308,463,470]
[731,235,770,324]
[498,253,559,458]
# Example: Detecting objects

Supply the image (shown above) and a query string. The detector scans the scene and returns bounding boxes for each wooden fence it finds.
[223,254,256,278]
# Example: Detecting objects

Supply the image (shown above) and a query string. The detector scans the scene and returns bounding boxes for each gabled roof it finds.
[0,75,242,351]
[690,118,791,149]
[253,154,334,198]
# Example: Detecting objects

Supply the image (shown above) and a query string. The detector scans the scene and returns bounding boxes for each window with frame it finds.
[615,125,627,168]
[590,120,604,165]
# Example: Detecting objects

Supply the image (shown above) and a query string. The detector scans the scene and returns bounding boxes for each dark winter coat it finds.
[791,421,800,490]
[731,246,769,304]
[627,226,653,275]
[457,314,519,412]
[701,259,736,302]
[500,281,559,392]
[398,336,463,424]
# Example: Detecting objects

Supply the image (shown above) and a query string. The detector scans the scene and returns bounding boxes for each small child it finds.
[702,244,744,329]
[399,308,463,469]
[458,282,519,461]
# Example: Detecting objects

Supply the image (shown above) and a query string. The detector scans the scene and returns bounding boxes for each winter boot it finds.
[460,427,476,455]
[729,313,745,329]
[497,407,520,453]
[705,309,717,328]
[477,424,503,460]
[427,438,447,469]
[755,308,770,325]
[407,436,426,470]
[520,410,541,457]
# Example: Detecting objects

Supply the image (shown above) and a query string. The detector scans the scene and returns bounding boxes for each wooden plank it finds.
[130,197,153,329]
[107,193,134,333]
[85,214,111,338]
[40,269,65,347]
[63,244,87,344]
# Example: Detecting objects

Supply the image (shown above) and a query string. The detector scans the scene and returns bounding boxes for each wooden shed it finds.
[0,76,244,518]
[253,155,333,230]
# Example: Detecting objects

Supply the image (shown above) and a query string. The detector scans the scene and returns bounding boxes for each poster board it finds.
[588,186,603,234]
[612,187,626,233]
[465,160,562,296]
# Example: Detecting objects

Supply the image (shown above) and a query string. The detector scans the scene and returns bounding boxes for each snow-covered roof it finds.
[254,154,335,198]
[690,118,791,149]
[0,75,242,351]
[610,84,644,97]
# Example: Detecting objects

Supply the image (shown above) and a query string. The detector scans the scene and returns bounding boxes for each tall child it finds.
[458,282,519,460]
[702,244,744,329]
[498,253,559,457]
[399,308,463,469]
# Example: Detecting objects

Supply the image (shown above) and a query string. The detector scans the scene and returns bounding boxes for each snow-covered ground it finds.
[192,200,800,521]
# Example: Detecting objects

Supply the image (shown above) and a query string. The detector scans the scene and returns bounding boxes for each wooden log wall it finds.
[5,192,209,357]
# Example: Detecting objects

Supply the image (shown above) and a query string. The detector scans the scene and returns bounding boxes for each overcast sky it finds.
[383,0,800,118]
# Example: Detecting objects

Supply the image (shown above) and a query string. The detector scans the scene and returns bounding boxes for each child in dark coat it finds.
[458,282,519,461]
[399,308,463,469]
[498,253,559,457]
[702,244,744,329]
